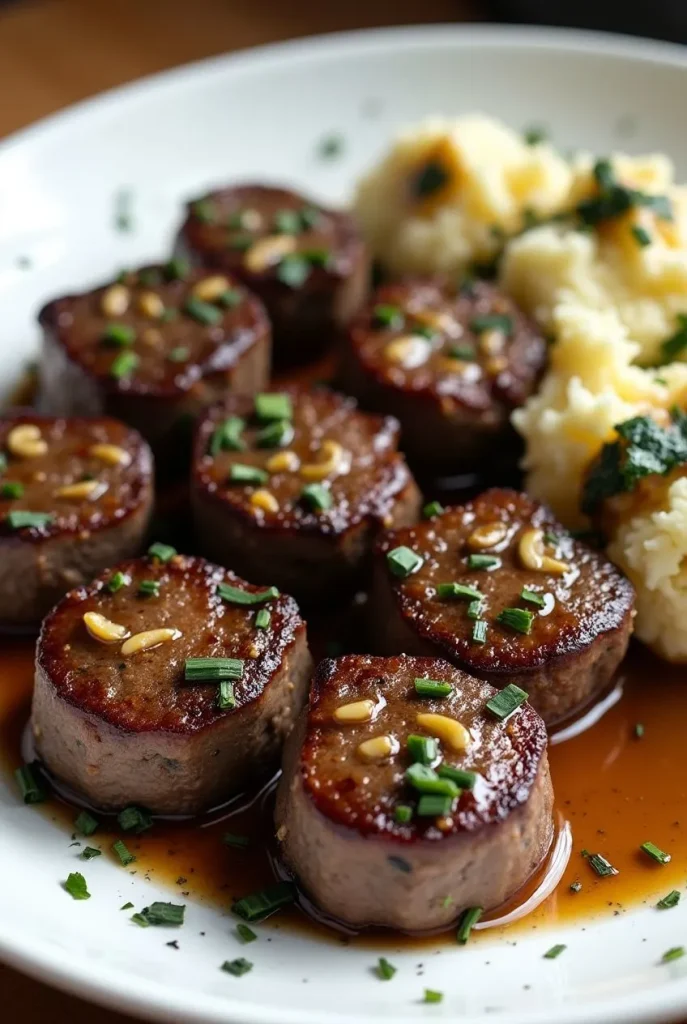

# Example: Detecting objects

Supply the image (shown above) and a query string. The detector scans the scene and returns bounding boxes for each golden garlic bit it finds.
[83,611,130,643]
[384,335,431,369]
[357,734,398,762]
[300,439,350,481]
[266,450,300,474]
[192,275,230,302]
[333,699,377,724]
[137,291,166,319]
[55,480,105,500]
[121,628,182,656]
[244,234,296,273]
[467,521,508,551]
[518,527,569,574]
[7,423,48,459]
[479,329,506,356]
[416,712,471,753]
[88,443,131,467]
[100,283,130,318]
[250,488,279,514]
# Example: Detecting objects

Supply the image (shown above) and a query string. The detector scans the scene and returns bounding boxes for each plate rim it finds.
[2,20,687,1024]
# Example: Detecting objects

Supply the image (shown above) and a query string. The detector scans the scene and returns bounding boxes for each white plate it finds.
[1,23,687,1024]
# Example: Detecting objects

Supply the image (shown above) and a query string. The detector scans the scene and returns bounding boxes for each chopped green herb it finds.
[412,161,449,199]
[570,881,582,893]
[520,587,546,608]
[417,793,455,817]
[140,902,185,926]
[405,763,459,797]
[640,841,671,864]
[228,464,268,485]
[318,134,344,159]
[447,344,476,361]
[222,833,250,850]
[138,579,160,598]
[386,545,423,578]
[544,944,566,960]
[394,804,413,824]
[301,483,332,511]
[467,554,501,570]
[210,416,245,455]
[634,722,645,739]
[575,159,672,229]
[167,346,189,362]
[236,922,257,943]
[226,234,253,251]
[497,607,534,634]
[414,678,453,698]
[467,599,484,620]
[662,947,685,964]
[185,657,244,682]
[102,322,136,347]
[148,541,177,563]
[276,255,310,289]
[273,209,303,235]
[15,763,45,804]
[131,913,150,928]
[120,901,134,910]
[191,198,216,224]
[81,846,102,860]
[117,806,153,834]
[64,871,90,900]
[376,956,397,981]
[218,288,242,309]
[437,765,477,789]
[74,810,99,836]
[423,990,444,1004]
[299,207,320,229]
[0,481,24,499]
[436,581,483,601]
[658,313,687,363]
[231,881,296,922]
[255,609,271,629]
[373,304,404,330]
[255,393,293,423]
[217,583,279,606]
[422,500,444,518]
[217,681,236,710]
[657,890,681,909]
[112,839,136,866]
[110,351,139,380]
[106,571,129,594]
[114,188,134,232]
[412,322,437,340]
[586,852,618,877]
[486,683,529,720]
[164,257,190,281]
[456,906,483,944]
[6,511,54,530]
[523,125,548,146]
[407,734,440,766]
[222,957,253,976]
[472,619,488,644]
[184,297,223,326]
[256,419,293,449]
[631,224,652,247]
[469,314,513,336]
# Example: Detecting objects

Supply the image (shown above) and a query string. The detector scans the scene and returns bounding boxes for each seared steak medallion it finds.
[371,488,635,725]
[276,653,553,930]
[191,386,421,602]
[32,553,311,814]
[0,414,153,628]
[177,184,369,366]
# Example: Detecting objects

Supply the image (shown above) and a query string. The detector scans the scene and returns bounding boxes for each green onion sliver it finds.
[148,541,177,563]
[106,571,129,593]
[74,810,99,836]
[64,871,90,900]
[485,683,528,721]
[437,765,477,789]
[520,587,546,608]
[6,511,54,530]
[217,681,236,710]
[301,483,332,511]
[222,957,253,976]
[456,906,483,944]
[255,393,293,423]
[255,609,271,630]
[231,881,296,922]
[497,607,534,634]
[376,956,397,981]
[407,734,439,766]
[467,554,501,570]
[414,678,453,698]
[405,763,459,797]
[469,314,513,335]
[217,583,279,606]
[185,657,244,682]
[184,297,223,326]
[117,805,153,834]
[236,923,257,943]
[472,620,488,644]
[112,839,136,865]
[436,582,483,601]
[81,846,102,860]
[138,579,160,598]
[110,351,139,380]
[585,852,618,877]
[386,546,423,578]
[417,793,455,817]
[140,901,185,926]
[657,890,681,910]
[424,990,443,1004]
[210,417,245,455]
[394,804,413,824]
[662,947,685,964]
[15,763,45,804]
[543,944,566,960]
[640,841,671,864]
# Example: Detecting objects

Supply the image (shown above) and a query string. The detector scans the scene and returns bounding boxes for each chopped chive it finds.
[318,133,344,160]
[376,956,397,980]
[217,583,279,606]
[386,545,423,578]
[222,958,253,976]
[117,806,153,834]
[222,833,250,849]
[231,881,296,922]
[110,351,139,380]
[424,990,444,1004]
[102,322,136,347]
[255,609,270,629]
[210,416,245,455]
[81,846,102,860]
[167,346,189,362]
[120,901,134,910]
[662,947,685,964]
[228,464,268,485]
[472,620,488,644]
[469,314,513,335]
[520,587,546,608]
[64,871,90,900]
[631,224,651,247]
[217,681,236,710]
[148,541,177,563]
[447,344,476,361]
[256,419,294,449]
[0,481,24,499]
[138,579,160,597]
[112,839,136,866]
[255,393,293,422]
[373,304,404,329]
[114,189,133,232]
[436,581,484,601]
[414,678,453,698]
[467,553,501,570]
[301,483,332,511]
[185,657,244,682]
[456,906,483,944]
[74,810,99,836]
[497,607,534,634]
[524,125,548,146]
[422,500,444,518]
[106,571,129,593]
[236,922,258,943]
[184,297,223,326]
[486,683,529,720]
[140,902,185,926]
[394,804,413,824]
[191,198,216,223]
[640,841,671,864]
[437,765,477,789]
[407,734,439,765]
[544,944,566,960]
[586,852,618,877]
[6,511,54,530]
[657,890,681,909]
[276,255,310,288]
[218,288,242,309]
[417,793,455,817]
[405,763,459,797]
[164,257,190,281]
[131,913,150,928]
[15,763,45,804]
[299,207,320,229]
[467,599,484,620]
[273,209,302,235]
[634,723,645,739]
[570,881,582,893]
[302,247,330,269]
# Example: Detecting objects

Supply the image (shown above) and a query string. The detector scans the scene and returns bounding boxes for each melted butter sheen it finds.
[1,639,685,947]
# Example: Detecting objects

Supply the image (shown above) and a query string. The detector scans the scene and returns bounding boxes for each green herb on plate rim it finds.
[544,944,566,959]
[661,947,685,964]
[64,871,90,900]
[437,765,477,789]
[236,923,258,943]
[112,839,136,866]
[15,763,45,804]
[81,847,102,860]
[423,989,444,1004]
[184,297,223,326]
[131,912,150,927]
[74,810,99,836]
[120,902,134,910]
[231,882,296,922]
[138,579,160,598]
[106,571,129,594]
[117,806,153,834]
[222,957,253,976]
[657,890,681,909]
[456,906,483,944]
[140,902,185,926]
[318,133,344,160]
[376,956,397,981]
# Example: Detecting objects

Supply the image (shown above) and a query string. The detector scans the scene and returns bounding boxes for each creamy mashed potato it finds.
[353,115,572,277]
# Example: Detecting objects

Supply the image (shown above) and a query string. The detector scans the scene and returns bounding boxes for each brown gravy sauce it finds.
[1,638,685,948]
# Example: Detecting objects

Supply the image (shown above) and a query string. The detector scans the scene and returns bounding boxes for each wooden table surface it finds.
[0,1,477,1020]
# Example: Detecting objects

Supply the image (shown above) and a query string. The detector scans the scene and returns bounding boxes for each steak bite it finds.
[275,654,553,931]
[38,261,270,468]
[339,278,547,474]
[0,414,153,629]
[371,489,635,725]
[32,553,311,814]
[176,184,369,367]
[191,386,421,602]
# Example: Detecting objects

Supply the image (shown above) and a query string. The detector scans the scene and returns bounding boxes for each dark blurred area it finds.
[495,0,687,43]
